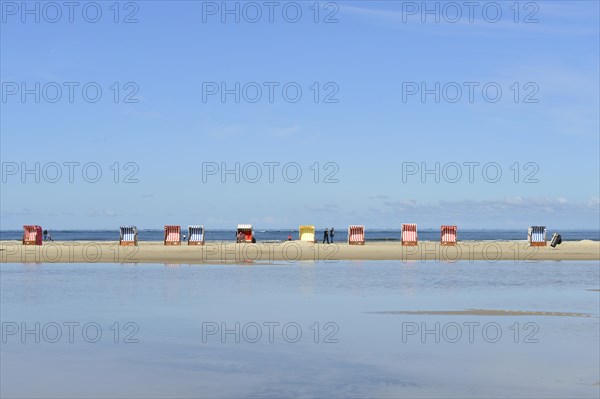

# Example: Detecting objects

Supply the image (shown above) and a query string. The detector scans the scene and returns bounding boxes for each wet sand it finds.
[1,240,598,264]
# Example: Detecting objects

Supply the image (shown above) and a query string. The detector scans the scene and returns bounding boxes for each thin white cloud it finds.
[348,196,599,229]
[384,196,597,211]
[207,124,302,139]
[208,124,246,139]
[269,125,301,138]
[86,209,117,218]
[369,194,390,200]
[306,204,339,213]
[339,3,597,36]
[1,208,39,216]
[47,211,75,217]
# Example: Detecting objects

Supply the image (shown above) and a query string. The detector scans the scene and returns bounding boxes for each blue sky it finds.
[1,0,598,230]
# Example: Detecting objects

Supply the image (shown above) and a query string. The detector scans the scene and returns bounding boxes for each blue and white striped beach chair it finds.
[528,226,546,246]
[119,226,138,246]
[188,225,205,245]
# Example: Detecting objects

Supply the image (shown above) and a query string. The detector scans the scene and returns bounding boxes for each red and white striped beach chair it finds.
[188,225,205,245]
[348,225,365,245]
[164,225,181,246]
[401,224,418,246]
[441,225,457,246]
[23,225,42,245]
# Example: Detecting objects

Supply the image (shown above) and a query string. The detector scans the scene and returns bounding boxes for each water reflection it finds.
[1,261,598,398]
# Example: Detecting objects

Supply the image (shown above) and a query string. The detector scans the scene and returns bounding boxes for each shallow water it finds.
[1,261,599,398]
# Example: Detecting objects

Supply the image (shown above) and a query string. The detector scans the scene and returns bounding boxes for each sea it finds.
[1,228,599,242]
[1,260,599,398]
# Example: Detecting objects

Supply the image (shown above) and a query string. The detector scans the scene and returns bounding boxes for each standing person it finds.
[330,227,335,243]
[43,230,48,241]
[287,234,292,241]
[323,229,329,244]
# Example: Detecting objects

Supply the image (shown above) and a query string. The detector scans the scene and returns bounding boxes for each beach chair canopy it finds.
[348,225,365,244]
[441,225,457,244]
[528,226,546,243]
[299,225,315,241]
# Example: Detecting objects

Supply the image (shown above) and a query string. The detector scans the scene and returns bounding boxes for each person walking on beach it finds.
[323,229,330,244]
[330,227,335,243]
[43,230,48,241]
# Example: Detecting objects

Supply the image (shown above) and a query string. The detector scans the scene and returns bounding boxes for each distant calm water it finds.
[1,260,599,398]
[1,229,599,242]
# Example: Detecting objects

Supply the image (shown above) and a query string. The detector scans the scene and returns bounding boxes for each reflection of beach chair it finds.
[23,225,42,245]
[348,225,365,245]
[237,224,253,243]
[441,225,457,246]
[164,225,181,246]
[528,226,546,246]
[188,225,205,246]
[119,226,138,246]
[299,225,315,242]
[402,224,418,246]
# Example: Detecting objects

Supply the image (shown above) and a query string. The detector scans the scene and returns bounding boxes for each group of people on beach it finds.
[323,227,334,244]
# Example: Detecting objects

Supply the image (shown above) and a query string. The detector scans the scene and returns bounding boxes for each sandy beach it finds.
[1,240,598,264]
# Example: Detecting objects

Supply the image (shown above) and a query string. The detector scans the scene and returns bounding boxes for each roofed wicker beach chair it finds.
[299,225,315,242]
[164,225,181,245]
[401,223,418,246]
[188,225,205,246]
[528,226,547,246]
[119,226,138,246]
[236,224,253,243]
[348,225,365,245]
[441,225,457,246]
[23,225,42,245]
